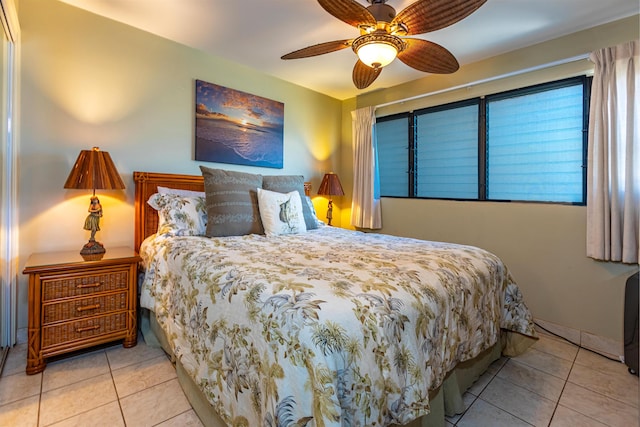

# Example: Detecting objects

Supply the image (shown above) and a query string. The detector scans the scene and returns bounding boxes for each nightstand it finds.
[23,247,141,374]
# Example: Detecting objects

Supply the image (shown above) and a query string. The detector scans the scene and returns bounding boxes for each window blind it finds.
[377,117,409,197]
[416,104,479,199]
[486,84,584,202]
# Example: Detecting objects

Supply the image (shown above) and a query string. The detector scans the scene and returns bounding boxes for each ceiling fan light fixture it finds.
[352,33,403,69]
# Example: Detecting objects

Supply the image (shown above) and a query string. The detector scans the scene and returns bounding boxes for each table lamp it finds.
[317,172,344,226]
[64,147,125,255]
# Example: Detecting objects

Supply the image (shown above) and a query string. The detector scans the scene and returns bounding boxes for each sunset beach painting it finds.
[195,80,284,168]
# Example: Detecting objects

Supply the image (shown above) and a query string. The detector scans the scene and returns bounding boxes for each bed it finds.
[134,170,537,427]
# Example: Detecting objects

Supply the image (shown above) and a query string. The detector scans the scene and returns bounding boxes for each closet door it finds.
[0,0,19,359]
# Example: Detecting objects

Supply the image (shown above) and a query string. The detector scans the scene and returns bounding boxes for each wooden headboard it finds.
[133,171,204,251]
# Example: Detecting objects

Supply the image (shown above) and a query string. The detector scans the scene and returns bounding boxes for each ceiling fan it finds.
[282,0,487,89]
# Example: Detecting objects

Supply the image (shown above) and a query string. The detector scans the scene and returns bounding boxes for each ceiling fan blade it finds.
[353,60,382,89]
[397,38,459,74]
[317,0,377,28]
[281,39,352,60]
[393,0,487,35]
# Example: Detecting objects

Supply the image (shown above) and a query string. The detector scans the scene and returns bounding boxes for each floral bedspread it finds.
[140,226,536,426]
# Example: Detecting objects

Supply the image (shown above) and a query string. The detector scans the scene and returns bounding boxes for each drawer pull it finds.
[76,282,102,289]
[75,325,100,333]
[76,303,101,312]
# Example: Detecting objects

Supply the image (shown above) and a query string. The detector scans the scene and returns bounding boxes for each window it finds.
[377,114,410,197]
[416,102,479,199]
[376,77,590,204]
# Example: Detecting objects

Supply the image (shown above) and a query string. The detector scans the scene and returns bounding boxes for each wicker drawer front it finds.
[42,312,128,349]
[43,291,128,324]
[42,270,129,301]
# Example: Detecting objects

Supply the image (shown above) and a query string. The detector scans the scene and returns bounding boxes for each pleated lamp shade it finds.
[64,147,125,192]
[317,172,344,197]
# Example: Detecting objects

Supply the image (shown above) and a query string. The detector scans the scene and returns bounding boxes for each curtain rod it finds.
[375,53,591,110]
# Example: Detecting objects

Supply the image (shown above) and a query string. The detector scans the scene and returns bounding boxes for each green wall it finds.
[17,0,342,331]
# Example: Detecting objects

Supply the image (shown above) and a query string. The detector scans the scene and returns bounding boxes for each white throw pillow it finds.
[257,188,307,237]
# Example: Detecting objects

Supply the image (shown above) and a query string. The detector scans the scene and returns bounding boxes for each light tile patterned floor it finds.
[0,330,637,426]
[0,337,201,427]
[448,330,639,427]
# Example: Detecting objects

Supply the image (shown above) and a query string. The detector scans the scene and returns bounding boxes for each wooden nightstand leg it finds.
[26,327,45,375]
[123,309,137,348]
[26,274,45,374]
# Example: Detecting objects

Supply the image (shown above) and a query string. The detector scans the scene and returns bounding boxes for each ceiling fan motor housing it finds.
[367,3,396,23]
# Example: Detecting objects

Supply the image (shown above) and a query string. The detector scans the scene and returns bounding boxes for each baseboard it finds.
[534,318,624,362]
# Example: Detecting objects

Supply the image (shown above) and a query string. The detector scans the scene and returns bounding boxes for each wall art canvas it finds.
[195,79,284,168]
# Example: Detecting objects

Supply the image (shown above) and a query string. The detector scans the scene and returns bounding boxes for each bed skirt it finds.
[140,309,533,427]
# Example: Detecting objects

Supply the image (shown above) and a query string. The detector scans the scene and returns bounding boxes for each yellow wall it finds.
[344,16,639,344]
[17,0,342,330]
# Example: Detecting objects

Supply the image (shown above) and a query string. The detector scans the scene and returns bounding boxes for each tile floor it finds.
[0,329,637,426]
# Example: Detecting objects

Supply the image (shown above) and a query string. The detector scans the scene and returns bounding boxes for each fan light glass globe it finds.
[357,41,398,68]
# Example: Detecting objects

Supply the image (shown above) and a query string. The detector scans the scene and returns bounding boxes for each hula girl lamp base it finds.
[81,239,105,256]
[63,147,125,255]
[80,242,105,260]
[317,172,344,227]
[80,237,106,261]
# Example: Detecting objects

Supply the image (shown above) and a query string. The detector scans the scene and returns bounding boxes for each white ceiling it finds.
[59,0,639,100]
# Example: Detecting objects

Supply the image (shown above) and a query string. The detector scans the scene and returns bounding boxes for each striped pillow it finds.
[200,166,264,237]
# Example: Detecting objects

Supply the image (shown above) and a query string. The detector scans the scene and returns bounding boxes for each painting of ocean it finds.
[195,80,284,168]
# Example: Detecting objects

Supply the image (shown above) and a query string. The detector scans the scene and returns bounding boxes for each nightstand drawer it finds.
[43,291,128,324]
[42,269,129,301]
[42,312,128,349]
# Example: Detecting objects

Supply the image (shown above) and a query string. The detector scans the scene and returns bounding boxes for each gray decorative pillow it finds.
[199,166,264,237]
[262,175,318,230]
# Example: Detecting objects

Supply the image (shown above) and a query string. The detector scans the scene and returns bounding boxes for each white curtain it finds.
[587,40,639,264]
[350,106,382,229]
